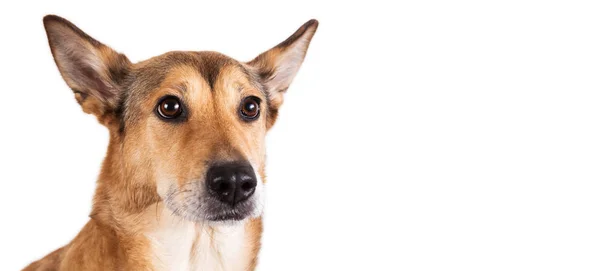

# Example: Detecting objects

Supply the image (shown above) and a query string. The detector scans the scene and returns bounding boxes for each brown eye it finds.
[240,96,260,121]
[157,96,183,119]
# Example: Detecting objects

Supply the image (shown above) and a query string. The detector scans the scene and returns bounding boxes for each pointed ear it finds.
[247,19,318,128]
[43,15,131,126]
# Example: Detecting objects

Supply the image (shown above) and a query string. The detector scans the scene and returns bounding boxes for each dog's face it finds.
[43,16,317,222]
[125,52,270,222]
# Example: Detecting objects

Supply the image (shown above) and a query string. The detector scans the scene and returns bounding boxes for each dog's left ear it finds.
[248,19,318,128]
[43,15,131,127]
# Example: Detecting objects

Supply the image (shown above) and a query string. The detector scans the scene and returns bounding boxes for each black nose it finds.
[206,161,257,205]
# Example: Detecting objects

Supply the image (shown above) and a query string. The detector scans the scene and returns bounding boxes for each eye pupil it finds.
[240,97,260,120]
[157,96,183,119]
[163,101,179,113]
[245,103,256,112]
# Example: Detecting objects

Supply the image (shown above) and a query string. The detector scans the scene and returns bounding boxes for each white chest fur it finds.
[145,208,250,271]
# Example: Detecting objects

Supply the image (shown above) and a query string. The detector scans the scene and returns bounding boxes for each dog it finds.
[24,15,317,271]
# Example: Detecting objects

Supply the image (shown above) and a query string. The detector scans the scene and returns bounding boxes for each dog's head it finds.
[43,15,317,222]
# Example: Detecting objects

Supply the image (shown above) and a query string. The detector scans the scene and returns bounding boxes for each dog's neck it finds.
[87,135,262,270]
[145,203,259,271]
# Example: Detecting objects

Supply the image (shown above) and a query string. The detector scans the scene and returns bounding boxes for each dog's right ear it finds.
[43,15,131,126]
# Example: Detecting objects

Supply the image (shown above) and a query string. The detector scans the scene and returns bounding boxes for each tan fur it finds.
[25,15,317,271]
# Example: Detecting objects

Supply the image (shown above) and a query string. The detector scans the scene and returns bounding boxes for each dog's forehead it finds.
[131,51,250,93]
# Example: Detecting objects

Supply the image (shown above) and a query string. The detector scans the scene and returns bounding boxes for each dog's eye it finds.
[157,96,183,119]
[240,96,260,121]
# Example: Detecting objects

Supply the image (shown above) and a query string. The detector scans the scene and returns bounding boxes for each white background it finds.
[1,0,599,270]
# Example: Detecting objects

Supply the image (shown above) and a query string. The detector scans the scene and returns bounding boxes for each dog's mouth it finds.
[206,212,248,221]
[202,195,256,222]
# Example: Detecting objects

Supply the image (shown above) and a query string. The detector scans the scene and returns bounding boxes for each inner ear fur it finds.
[247,19,318,129]
[43,15,131,126]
